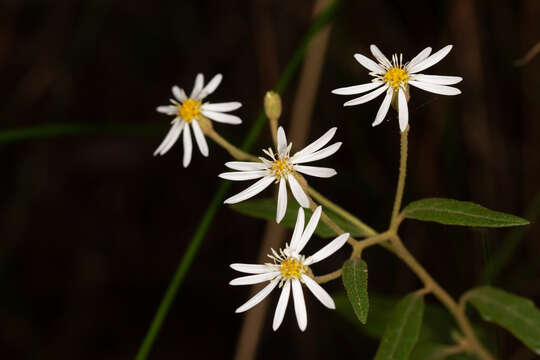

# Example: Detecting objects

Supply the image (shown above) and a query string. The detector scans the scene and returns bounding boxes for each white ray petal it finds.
[343,84,389,107]
[295,206,322,253]
[410,74,462,85]
[291,142,342,164]
[289,208,305,250]
[153,121,184,156]
[235,280,279,313]
[408,45,453,74]
[370,44,392,68]
[293,165,337,178]
[277,127,288,155]
[199,73,222,99]
[182,122,193,167]
[354,53,385,74]
[301,274,335,309]
[201,110,242,124]
[406,47,432,70]
[331,82,382,95]
[287,174,310,208]
[191,120,209,157]
[292,127,337,160]
[156,105,177,115]
[291,279,307,331]
[190,73,204,99]
[408,80,462,96]
[276,178,288,223]
[372,88,393,127]
[273,280,291,330]
[225,161,268,171]
[398,88,409,132]
[218,170,268,181]
[305,233,349,265]
[201,101,242,112]
[172,86,187,102]
[230,263,274,274]
[230,271,280,286]
[223,176,275,204]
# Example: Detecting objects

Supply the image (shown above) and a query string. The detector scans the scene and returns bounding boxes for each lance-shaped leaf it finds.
[229,197,368,237]
[375,291,425,360]
[403,198,529,227]
[342,259,369,323]
[334,292,492,351]
[465,286,540,355]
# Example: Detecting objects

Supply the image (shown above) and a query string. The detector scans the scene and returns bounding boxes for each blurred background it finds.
[0,0,538,359]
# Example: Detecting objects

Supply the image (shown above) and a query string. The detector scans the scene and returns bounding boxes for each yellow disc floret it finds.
[271,158,293,179]
[383,67,409,90]
[178,99,201,122]
[280,257,306,279]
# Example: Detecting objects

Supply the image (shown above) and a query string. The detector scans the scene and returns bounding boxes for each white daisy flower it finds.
[154,73,242,167]
[219,126,341,223]
[332,45,463,132]
[230,206,349,331]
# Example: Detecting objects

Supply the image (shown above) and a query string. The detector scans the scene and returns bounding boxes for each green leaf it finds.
[335,292,492,352]
[342,259,369,323]
[229,197,368,237]
[375,292,425,360]
[403,198,529,228]
[335,293,452,342]
[466,286,540,355]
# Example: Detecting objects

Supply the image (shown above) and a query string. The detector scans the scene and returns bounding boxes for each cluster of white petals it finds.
[332,44,462,131]
[154,46,463,331]
[154,73,242,167]
[219,126,341,223]
[230,207,349,331]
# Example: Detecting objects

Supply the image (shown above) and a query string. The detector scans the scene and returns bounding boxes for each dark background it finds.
[0,0,539,359]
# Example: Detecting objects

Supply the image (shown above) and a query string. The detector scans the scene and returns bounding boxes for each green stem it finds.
[390,127,409,228]
[135,183,230,360]
[307,185,377,236]
[389,235,494,360]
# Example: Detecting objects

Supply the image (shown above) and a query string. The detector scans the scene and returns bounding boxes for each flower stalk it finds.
[390,125,409,229]
[201,98,494,360]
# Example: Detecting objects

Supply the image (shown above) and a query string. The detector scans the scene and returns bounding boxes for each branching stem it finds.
[206,123,494,360]
[387,234,494,360]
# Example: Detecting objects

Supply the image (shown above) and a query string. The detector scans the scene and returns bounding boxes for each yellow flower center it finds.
[178,99,201,122]
[280,257,305,279]
[383,67,409,90]
[271,158,292,179]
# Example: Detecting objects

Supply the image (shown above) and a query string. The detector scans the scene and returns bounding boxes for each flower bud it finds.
[264,91,282,120]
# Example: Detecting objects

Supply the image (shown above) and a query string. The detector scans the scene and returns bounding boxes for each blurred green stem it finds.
[134,1,341,359]
[135,183,230,360]
[0,123,162,143]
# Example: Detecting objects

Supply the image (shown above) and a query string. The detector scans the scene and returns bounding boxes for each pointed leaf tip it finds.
[466,286,540,353]
[403,198,529,228]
